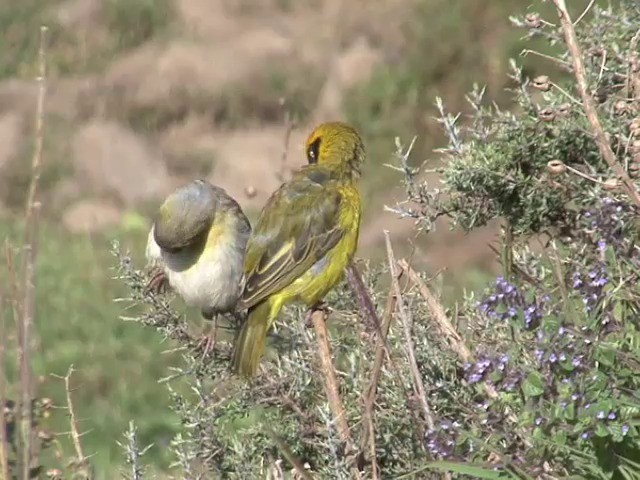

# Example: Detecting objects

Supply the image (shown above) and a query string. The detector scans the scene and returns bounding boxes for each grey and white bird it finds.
[145,179,251,355]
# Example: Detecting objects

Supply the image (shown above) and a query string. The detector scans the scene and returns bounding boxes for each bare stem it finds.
[358,287,397,478]
[63,366,88,467]
[384,231,434,432]
[398,260,471,363]
[0,297,10,480]
[550,0,640,207]
[308,309,361,479]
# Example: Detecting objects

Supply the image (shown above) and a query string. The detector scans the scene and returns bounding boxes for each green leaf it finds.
[395,461,512,479]
[522,371,546,398]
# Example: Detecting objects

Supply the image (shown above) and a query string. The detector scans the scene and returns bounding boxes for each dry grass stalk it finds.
[383,231,435,432]
[550,0,640,206]
[0,296,10,480]
[308,309,361,479]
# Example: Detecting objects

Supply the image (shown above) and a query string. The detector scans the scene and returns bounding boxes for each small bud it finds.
[244,186,257,198]
[557,103,572,117]
[40,397,54,410]
[38,429,55,448]
[46,469,63,479]
[547,160,566,175]
[614,100,629,115]
[603,178,619,190]
[532,75,551,91]
[538,107,556,122]
[524,13,542,28]
[588,47,605,57]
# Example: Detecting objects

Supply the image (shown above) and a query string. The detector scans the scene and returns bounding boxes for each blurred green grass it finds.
[0,0,607,474]
[0,219,185,475]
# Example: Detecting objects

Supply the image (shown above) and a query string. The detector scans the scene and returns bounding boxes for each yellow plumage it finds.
[231,122,365,377]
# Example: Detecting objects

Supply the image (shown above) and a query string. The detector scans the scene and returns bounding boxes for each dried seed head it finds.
[46,469,63,479]
[524,13,542,28]
[603,178,620,190]
[532,75,551,91]
[614,100,630,115]
[538,107,556,122]
[38,429,55,443]
[40,397,54,410]
[557,103,572,117]
[630,118,640,136]
[588,47,605,57]
[547,160,566,175]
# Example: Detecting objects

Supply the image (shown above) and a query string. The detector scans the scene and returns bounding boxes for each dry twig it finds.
[56,366,91,473]
[0,297,10,480]
[383,231,434,432]
[308,309,361,479]
[358,287,397,479]
[550,0,640,207]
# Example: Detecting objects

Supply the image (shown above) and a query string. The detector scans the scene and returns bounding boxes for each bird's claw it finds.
[144,268,170,296]
[304,302,332,327]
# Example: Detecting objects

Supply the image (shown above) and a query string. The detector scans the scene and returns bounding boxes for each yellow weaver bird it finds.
[145,179,251,355]
[231,122,365,377]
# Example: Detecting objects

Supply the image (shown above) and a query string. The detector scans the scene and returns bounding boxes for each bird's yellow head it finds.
[304,122,365,177]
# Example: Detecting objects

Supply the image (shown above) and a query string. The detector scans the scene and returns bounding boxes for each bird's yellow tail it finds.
[231,301,271,377]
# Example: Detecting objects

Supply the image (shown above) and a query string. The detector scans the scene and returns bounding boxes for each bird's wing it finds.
[239,169,344,310]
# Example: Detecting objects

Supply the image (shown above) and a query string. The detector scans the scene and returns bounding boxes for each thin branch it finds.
[550,0,640,207]
[24,25,48,219]
[308,309,361,479]
[0,296,10,480]
[383,231,434,432]
[345,262,381,336]
[358,286,397,479]
[63,366,88,467]
[398,260,471,363]
[265,426,314,480]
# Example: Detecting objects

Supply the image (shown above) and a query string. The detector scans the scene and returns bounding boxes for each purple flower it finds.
[535,417,543,426]
[581,431,590,440]
[549,353,558,363]
[607,412,616,420]
[597,411,606,419]
[597,239,606,251]
[622,425,629,436]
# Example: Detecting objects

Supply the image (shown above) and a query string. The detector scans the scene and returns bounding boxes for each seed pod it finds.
[547,160,566,175]
[532,75,551,91]
[557,103,571,117]
[628,162,640,178]
[524,13,542,28]
[588,47,605,57]
[38,429,55,448]
[614,100,629,115]
[603,178,619,190]
[538,107,556,122]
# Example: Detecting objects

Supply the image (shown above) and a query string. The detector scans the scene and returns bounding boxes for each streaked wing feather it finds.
[239,173,343,310]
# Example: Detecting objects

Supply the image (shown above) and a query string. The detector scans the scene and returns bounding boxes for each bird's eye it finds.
[306,137,321,164]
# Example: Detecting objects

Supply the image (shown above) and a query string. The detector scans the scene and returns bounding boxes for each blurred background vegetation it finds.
[0,0,601,475]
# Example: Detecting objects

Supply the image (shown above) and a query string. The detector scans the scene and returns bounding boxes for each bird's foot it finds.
[194,317,218,361]
[144,267,170,296]
[304,301,332,327]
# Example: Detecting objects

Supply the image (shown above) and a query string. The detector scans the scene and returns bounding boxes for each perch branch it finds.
[309,309,361,479]
[62,366,88,467]
[550,0,640,207]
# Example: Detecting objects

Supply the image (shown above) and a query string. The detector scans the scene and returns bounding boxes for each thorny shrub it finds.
[113,1,640,478]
